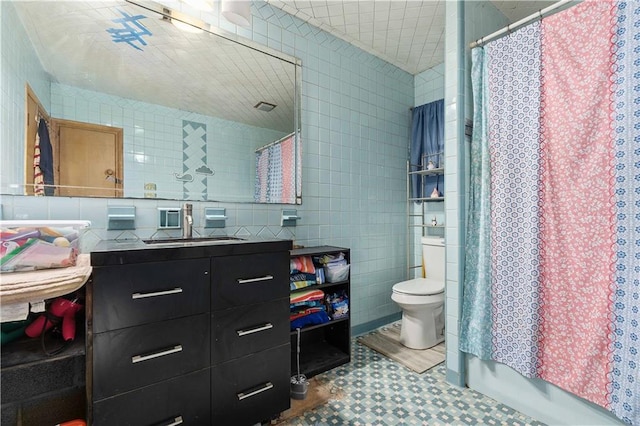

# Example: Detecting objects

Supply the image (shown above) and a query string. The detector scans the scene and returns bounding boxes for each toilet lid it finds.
[393,278,443,296]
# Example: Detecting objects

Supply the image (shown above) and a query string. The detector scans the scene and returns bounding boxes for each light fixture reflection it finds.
[171,19,203,33]
[162,7,205,34]
[182,0,213,12]
[221,0,251,28]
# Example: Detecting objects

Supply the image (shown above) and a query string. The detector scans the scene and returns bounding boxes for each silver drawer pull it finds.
[237,323,273,337]
[236,275,273,284]
[131,345,183,364]
[132,287,183,299]
[165,416,183,426]
[237,382,274,401]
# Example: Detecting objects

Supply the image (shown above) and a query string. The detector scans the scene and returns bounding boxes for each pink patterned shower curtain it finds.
[463,1,640,424]
[254,132,299,204]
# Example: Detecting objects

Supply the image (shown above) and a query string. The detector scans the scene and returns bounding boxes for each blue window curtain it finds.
[410,99,444,200]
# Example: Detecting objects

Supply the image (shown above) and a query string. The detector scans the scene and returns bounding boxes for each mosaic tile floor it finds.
[283,338,546,426]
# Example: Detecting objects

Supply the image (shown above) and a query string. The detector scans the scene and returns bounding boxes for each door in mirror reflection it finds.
[55,120,123,198]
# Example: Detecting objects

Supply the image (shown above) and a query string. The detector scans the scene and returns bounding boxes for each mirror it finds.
[1,0,301,204]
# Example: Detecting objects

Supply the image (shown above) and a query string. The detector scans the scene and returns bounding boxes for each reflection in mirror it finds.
[1,0,301,204]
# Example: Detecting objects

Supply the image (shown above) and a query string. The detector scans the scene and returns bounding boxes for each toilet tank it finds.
[421,237,445,281]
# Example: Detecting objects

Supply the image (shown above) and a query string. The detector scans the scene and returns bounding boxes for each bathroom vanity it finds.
[87,238,292,425]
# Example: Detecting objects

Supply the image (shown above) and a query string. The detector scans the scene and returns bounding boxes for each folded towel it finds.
[290,256,315,274]
[290,310,330,330]
[0,254,91,305]
[290,306,326,321]
[290,300,324,309]
[290,280,317,290]
[290,288,324,304]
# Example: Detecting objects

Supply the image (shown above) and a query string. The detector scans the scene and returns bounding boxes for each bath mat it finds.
[273,377,343,425]
[358,322,445,374]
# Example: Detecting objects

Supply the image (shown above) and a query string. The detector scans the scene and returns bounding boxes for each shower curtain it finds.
[254,132,299,204]
[460,1,639,424]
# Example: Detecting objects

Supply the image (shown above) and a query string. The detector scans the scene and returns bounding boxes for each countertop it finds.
[90,237,293,266]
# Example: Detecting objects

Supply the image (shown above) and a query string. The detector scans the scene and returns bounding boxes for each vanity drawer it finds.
[211,252,289,311]
[93,313,210,400]
[92,368,210,426]
[212,298,289,364]
[92,258,210,333]
[211,343,290,425]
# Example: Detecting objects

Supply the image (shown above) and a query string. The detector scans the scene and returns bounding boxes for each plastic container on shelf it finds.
[324,263,350,283]
[0,220,91,273]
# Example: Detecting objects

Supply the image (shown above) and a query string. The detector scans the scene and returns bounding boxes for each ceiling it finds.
[267,0,557,75]
[13,1,297,133]
[13,0,556,132]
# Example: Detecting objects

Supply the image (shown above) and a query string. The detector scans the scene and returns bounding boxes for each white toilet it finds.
[391,236,445,350]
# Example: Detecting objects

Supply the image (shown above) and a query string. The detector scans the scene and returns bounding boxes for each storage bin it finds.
[0,220,91,273]
[324,263,349,283]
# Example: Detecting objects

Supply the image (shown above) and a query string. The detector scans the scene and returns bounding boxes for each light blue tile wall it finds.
[414,63,445,107]
[443,0,465,386]
[0,1,51,194]
[0,0,414,329]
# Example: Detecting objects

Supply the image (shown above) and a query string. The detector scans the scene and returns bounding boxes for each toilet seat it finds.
[392,278,443,296]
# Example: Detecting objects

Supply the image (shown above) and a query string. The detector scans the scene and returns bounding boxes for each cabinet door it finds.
[212,298,289,364]
[93,314,210,400]
[211,344,290,425]
[92,368,210,426]
[92,258,210,332]
[211,252,288,311]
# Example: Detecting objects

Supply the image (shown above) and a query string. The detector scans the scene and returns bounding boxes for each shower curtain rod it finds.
[255,131,296,153]
[469,0,573,49]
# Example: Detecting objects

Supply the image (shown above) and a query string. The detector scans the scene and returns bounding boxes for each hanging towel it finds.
[37,119,54,196]
[33,124,44,196]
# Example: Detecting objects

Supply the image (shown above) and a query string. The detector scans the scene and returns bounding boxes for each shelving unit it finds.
[407,156,445,277]
[289,246,351,378]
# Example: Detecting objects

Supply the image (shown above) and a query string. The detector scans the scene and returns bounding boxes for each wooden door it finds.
[53,119,123,197]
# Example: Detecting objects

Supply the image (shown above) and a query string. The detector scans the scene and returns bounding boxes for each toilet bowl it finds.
[391,237,445,350]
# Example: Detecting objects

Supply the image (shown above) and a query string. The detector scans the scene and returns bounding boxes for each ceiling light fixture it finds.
[221,0,252,28]
[254,101,276,112]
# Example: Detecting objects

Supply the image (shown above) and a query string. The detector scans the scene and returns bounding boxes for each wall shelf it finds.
[290,245,351,378]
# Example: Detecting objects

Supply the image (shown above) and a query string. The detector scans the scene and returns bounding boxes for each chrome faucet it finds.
[182,203,193,238]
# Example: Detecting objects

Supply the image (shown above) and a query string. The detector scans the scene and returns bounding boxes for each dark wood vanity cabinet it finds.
[87,241,292,426]
[210,252,291,424]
